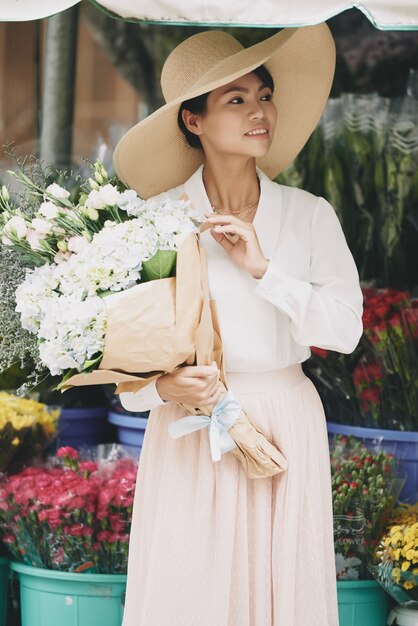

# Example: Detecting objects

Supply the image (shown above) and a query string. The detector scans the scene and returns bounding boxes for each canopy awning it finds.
[1,0,418,29]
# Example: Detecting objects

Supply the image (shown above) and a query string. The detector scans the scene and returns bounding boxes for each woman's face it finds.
[184,71,277,160]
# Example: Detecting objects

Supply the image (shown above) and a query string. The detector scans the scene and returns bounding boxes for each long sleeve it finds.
[119,379,167,412]
[254,196,363,354]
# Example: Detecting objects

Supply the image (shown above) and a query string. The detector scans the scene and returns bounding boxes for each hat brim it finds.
[113,24,335,199]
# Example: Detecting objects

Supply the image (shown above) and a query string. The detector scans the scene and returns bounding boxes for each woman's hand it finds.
[156,362,223,406]
[204,213,269,278]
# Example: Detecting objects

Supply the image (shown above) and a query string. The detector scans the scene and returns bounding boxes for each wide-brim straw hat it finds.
[113,24,336,199]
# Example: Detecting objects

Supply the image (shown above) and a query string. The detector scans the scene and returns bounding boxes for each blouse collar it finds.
[183,164,282,260]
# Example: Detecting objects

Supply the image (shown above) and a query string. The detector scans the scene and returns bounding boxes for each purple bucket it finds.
[107,411,148,457]
[327,421,418,503]
[56,406,111,448]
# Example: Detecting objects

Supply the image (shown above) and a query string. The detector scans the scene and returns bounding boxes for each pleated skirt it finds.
[121,363,340,626]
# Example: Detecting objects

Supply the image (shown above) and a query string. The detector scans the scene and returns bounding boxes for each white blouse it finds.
[120,165,363,412]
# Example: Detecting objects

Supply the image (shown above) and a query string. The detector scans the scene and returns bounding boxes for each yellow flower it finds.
[391,568,401,584]
[391,532,403,546]
[393,548,401,561]
[401,561,411,572]
[404,581,416,590]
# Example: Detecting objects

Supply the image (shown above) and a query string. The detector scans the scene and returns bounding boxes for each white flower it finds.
[38,201,59,219]
[15,264,60,332]
[46,183,70,200]
[26,230,45,250]
[85,184,120,210]
[37,295,106,375]
[85,189,106,210]
[2,235,12,246]
[98,184,120,207]
[31,217,52,235]
[117,189,145,217]
[4,215,28,239]
[153,214,182,235]
[67,235,88,254]
[54,250,72,264]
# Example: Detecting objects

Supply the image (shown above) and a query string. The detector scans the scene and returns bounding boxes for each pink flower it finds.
[79,461,98,475]
[57,446,79,460]
[67,524,85,537]
[109,513,127,533]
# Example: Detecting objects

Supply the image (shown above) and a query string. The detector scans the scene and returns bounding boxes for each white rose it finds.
[46,183,70,199]
[4,215,28,239]
[31,217,52,235]
[38,201,59,219]
[85,189,106,210]
[99,184,120,207]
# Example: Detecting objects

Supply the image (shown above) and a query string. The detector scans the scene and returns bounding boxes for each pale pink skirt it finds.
[121,363,339,626]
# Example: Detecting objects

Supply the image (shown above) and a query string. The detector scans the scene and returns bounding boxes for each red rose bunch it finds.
[361,287,410,347]
[353,360,384,419]
[308,287,418,430]
[0,445,138,573]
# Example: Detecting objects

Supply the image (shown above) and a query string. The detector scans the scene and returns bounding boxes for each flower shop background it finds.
[0,2,418,626]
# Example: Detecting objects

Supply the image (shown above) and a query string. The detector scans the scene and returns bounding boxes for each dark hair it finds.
[177,64,275,149]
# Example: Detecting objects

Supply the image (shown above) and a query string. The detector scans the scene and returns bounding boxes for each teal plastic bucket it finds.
[0,557,9,626]
[10,562,127,626]
[337,580,390,626]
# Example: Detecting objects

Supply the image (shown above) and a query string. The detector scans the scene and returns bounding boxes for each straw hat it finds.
[113,24,336,199]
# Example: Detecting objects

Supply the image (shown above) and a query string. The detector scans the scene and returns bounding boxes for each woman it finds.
[114,24,363,626]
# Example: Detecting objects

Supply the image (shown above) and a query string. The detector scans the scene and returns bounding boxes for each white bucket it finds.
[387,607,418,626]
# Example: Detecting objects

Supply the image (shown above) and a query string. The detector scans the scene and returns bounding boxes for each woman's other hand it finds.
[156,362,223,406]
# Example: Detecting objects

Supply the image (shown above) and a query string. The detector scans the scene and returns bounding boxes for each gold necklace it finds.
[210,197,259,215]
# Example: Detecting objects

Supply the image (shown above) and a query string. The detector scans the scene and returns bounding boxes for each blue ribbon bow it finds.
[168,390,241,462]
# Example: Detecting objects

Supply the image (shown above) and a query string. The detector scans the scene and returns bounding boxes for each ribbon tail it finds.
[208,421,222,462]
[219,429,238,455]
[208,420,238,462]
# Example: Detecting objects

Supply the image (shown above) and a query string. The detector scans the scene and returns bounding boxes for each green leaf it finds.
[56,368,79,390]
[141,250,177,282]
[82,354,103,372]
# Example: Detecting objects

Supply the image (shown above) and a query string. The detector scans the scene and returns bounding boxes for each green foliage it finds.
[277,95,418,290]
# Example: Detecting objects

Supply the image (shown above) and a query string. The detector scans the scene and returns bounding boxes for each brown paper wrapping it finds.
[60,224,288,479]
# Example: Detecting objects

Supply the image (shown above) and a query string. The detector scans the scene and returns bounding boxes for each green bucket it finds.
[0,557,9,626]
[337,580,390,626]
[10,562,127,626]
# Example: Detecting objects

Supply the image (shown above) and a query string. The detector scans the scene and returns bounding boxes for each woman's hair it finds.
[177,64,275,149]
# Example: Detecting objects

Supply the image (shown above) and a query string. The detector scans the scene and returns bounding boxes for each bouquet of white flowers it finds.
[0,159,288,480]
[0,160,201,382]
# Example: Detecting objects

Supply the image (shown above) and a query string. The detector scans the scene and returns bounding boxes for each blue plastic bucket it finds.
[327,422,418,502]
[337,580,390,626]
[108,411,148,456]
[0,557,9,626]
[10,561,127,626]
[56,406,110,448]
